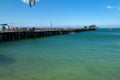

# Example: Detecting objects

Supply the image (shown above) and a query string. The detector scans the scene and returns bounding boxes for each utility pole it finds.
[50,21,52,28]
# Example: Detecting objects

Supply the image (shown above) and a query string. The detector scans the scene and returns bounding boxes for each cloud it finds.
[106,5,114,9]
[106,5,120,11]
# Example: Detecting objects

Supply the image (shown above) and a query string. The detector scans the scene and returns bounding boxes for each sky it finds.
[0,0,120,28]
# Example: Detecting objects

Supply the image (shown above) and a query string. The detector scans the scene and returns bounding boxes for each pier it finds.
[0,24,98,42]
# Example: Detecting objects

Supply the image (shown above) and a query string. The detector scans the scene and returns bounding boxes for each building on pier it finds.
[0,24,11,31]
[89,25,98,30]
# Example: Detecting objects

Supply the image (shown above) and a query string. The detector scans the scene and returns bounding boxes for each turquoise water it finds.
[0,29,120,80]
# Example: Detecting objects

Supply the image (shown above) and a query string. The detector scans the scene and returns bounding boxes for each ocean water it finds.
[0,28,120,80]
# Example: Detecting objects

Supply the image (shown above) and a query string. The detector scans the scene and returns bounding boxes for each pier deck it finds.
[0,27,98,42]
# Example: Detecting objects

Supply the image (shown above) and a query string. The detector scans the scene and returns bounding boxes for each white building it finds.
[0,24,10,31]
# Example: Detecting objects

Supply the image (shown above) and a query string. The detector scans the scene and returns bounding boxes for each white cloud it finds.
[106,5,113,9]
[106,5,120,11]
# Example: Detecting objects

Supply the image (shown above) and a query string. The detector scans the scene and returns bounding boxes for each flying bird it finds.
[22,0,39,7]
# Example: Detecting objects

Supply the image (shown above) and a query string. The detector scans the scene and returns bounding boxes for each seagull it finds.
[22,0,39,7]
[29,0,36,7]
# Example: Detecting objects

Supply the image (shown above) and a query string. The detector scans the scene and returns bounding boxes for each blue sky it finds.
[0,0,120,27]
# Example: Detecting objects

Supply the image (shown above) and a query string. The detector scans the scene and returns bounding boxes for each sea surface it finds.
[0,28,120,80]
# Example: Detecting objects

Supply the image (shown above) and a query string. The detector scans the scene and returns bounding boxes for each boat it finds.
[69,32,76,34]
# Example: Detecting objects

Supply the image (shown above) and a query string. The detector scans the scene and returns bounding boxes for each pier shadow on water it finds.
[0,54,15,66]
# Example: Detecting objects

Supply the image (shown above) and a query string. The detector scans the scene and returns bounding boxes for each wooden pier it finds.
[0,25,98,43]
